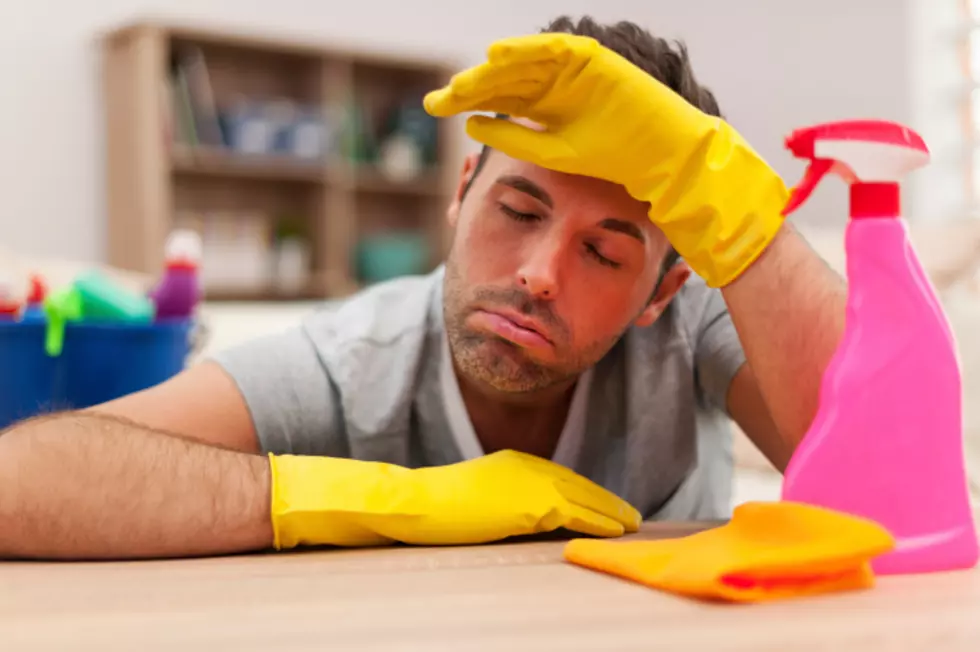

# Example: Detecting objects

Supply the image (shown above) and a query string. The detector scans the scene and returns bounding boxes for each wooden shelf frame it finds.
[100,20,463,301]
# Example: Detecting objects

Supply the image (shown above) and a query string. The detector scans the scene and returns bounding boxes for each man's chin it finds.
[478,335,552,368]
[459,339,556,394]
[474,372,549,395]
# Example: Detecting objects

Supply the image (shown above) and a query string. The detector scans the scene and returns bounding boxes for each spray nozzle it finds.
[781,120,930,217]
[782,159,835,216]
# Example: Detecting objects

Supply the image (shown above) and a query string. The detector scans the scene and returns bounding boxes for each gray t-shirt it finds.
[212,265,746,521]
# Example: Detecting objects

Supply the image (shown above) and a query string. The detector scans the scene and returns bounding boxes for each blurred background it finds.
[0,0,979,499]
[0,0,973,267]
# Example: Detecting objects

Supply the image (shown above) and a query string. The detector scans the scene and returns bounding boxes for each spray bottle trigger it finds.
[782,158,834,216]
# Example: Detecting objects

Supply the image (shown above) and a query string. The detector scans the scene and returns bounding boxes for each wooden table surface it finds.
[3,521,979,651]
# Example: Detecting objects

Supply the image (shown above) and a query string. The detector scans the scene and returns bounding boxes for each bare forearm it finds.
[722,224,847,450]
[0,412,273,560]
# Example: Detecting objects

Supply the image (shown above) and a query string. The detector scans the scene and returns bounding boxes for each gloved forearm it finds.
[0,412,273,560]
[268,450,642,549]
[0,413,641,559]
[424,34,790,288]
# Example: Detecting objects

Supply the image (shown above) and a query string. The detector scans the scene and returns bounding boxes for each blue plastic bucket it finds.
[0,320,192,430]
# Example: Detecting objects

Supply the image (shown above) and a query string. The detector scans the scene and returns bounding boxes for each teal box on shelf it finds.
[0,320,192,430]
[355,233,430,284]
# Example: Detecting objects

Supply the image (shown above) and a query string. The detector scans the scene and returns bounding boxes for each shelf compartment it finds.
[203,281,326,302]
[101,21,461,300]
[171,146,325,182]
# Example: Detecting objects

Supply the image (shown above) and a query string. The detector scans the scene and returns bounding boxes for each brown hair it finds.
[461,15,725,288]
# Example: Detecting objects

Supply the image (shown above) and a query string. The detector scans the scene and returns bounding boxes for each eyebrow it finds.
[495,174,646,244]
[597,218,646,244]
[495,175,554,208]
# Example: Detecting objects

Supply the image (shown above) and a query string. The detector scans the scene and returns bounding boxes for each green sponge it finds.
[73,270,154,323]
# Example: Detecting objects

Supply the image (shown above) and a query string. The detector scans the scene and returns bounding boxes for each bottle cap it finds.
[0,274,21,317]
[164,229,203,270]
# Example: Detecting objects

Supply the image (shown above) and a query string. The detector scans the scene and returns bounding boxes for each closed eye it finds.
[498,201,621,268]
[586,243,621,269]
[497,202,540,223]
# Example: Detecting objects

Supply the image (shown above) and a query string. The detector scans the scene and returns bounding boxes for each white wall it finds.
[0,0,948,263]
[907,0,970,225]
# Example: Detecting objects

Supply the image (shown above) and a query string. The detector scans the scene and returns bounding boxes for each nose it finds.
[517,236,562,299]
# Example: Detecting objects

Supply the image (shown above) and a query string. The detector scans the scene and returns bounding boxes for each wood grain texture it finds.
[2,520,978,651]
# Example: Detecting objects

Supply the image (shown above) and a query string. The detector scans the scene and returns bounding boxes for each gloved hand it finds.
[268,449,642,549]
[563,501,895,603]
[423,33,789,288]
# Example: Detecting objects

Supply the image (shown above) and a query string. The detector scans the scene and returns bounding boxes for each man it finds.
[0,16,845,559]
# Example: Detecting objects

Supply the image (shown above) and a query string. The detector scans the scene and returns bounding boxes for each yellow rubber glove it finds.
[268,449,642,549]
[563,501,895,603]
[423,33,789,288]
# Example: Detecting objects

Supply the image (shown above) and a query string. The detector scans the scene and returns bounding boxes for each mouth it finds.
[470,308,554,349]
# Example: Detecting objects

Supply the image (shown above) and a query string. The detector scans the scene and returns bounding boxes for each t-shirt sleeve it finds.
[208,325,348,457]
[694,289,747,413]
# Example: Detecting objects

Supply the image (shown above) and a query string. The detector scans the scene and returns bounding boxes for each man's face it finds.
[443,149,687,395]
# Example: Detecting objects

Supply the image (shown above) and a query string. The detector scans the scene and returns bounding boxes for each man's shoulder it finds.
[671,273,728,328]
[296,268,445,454]
[624,274,728,352]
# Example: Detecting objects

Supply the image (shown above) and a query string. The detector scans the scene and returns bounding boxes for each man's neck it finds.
[455,367,579,460]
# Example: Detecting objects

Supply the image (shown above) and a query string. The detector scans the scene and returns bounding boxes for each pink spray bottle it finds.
[780,119,979,575]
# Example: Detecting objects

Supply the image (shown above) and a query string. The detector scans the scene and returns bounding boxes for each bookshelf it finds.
[100,21,462,301]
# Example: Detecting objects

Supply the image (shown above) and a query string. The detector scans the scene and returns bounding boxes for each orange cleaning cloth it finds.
[563,501,895,603]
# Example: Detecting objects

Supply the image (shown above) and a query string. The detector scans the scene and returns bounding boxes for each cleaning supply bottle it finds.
[149,229,202,321]
[780,119,979,576]
[0,275,20,321]
[20,274,47,323]
[42,284,84,357]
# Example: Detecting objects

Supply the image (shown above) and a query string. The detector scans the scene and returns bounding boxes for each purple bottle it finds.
[150,230,202,321]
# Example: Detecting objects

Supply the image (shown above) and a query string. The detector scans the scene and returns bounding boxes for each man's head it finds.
[442,15,723,397]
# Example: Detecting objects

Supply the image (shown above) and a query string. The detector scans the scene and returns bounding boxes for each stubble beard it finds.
[442,260,614,395]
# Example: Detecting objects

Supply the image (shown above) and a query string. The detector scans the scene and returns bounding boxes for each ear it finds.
[634,261,692,327]
[446,152,481,229]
